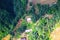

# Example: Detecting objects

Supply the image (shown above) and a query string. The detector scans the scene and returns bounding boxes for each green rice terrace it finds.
[0,0,60,40]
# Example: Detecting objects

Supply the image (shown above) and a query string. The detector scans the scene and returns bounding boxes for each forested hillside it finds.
[0,0,60,40]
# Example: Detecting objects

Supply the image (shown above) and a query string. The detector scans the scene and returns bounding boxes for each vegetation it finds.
[0,0,60,40]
